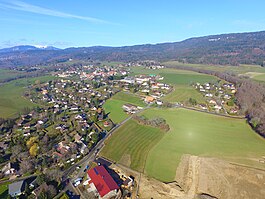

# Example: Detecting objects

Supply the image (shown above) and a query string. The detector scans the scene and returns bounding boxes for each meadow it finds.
[100,119,164,172]
[163,85,205,103]
[163,61,265,82]
[103,91,145,123]
[101,108,265,182]
[143,108,265,182]
[0,75,57,118]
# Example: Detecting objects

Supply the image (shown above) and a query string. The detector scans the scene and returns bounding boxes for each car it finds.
[83,165,89,172]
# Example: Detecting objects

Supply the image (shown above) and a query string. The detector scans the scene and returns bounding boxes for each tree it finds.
[29,143,39,157]
[19,159,34,174]
[91,133,99,143]
[45,169,63,183]
[47,185,57,198]
[36,174,46,186]
[189,98,197,105]
[26,136,38,148]
[11,145,23,159]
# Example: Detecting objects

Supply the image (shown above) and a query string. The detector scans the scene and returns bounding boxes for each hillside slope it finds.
[0,31,265,67]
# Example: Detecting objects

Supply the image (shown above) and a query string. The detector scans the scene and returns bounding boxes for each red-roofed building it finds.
[87,165,119,198]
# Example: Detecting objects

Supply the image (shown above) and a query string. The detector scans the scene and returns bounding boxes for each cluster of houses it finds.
[125,61,165,70]
[80,64,128,80]
[1,64,157,184]
[120,74,171,105]
[194,82,239,114]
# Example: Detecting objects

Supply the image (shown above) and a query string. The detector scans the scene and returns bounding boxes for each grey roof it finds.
[8,180,25,196]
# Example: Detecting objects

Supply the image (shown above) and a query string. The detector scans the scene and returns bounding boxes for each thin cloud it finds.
[0,0,112,24]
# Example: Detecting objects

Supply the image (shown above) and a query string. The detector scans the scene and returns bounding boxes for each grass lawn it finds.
[103,91,145,123]
[163,85,205,103]
[0,182,10,199]
[100,119,164,172]
[0,75,57,118]
[141,108,265,182]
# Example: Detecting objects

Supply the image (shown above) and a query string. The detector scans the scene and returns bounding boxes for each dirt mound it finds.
[139,175,184,199]
[175,154,265,199]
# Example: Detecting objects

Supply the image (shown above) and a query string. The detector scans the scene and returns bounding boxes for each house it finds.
[8,180,26,197]
[209,100,217,105]
[2,162,19,175]
[104,121,110,127]
[156,100,163,105]
[145,96,154,103]
[74,133,82,143]
[205,93,213,97]
[214,105,222,110]
[122,104,138,113]
[86,166,119,198]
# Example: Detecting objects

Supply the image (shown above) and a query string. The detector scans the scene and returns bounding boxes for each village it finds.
[193,81,239,114]
[0,62,241,199]
[0,64,173,199]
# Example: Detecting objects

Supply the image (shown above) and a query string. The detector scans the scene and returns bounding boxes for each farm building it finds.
[86,165,120,198]
[122,104,138,113]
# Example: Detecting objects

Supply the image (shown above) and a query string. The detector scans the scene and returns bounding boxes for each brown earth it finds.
[138,154,265,199]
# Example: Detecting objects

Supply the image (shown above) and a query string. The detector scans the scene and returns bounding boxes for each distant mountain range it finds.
[0,45,60,53]
[0,31,265,68]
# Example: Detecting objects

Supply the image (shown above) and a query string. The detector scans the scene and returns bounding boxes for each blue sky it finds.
[0,0,264,48]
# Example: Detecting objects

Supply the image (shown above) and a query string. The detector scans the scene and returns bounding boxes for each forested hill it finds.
[1,31,265,68]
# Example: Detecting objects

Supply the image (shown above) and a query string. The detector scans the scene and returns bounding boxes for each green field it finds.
[163,85,205,103]
[0,76,57,118]
[143,108,265,182]
[103,91,145,123]
[100,119,164,171]
[163,61,265,82]
[101,107,265,182]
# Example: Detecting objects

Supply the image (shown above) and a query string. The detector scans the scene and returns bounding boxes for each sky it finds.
[0,0,264,49]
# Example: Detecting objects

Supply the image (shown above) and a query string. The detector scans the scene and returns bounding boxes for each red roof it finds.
[87,165,119,197]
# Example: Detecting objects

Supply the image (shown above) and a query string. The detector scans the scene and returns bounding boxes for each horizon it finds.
[1,29,265,50]
[0,0,265,48]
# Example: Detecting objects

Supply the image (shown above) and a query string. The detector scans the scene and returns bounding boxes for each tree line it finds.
[133,115,170,132]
